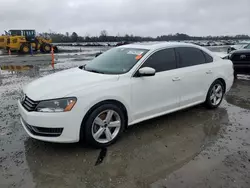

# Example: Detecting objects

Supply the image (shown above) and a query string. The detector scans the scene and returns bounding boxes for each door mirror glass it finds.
[138,67,156,76]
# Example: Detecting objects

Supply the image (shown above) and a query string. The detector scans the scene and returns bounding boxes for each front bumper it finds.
[18,100,81,143]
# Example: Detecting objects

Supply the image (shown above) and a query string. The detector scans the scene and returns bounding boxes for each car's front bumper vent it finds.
[22,118,63,137]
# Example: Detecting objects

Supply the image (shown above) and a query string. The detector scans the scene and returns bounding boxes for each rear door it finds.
[175,47,214,107]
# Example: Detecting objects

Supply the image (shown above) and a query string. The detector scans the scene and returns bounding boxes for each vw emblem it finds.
[240,55,246,59]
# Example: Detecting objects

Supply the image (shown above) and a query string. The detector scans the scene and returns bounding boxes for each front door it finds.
[130,48,181,123]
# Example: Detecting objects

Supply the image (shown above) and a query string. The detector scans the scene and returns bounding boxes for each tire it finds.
[234,72,237,79]
[82,103,126,148]
[205,80,225,109]
[42,43,51,53]
[20,43,30,54]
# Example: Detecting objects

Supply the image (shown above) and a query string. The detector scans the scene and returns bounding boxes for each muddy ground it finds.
[0,46,250,188]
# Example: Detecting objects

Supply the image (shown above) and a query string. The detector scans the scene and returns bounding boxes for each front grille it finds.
[7,38,10,44]
[22,118,63,137]
[231,54,250,61]
[22,96,39,112]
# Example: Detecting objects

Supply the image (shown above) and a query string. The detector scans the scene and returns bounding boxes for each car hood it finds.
[231,49,250,55]
[24,67,119,101]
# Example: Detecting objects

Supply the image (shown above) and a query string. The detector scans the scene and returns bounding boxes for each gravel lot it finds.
[0,46,250,188]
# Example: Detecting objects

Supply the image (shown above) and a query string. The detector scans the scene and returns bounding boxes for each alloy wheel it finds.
[91,110,121,144]
[210,84,223,106]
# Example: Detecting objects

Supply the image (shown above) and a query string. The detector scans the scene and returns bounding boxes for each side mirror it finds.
[138,67,156,77]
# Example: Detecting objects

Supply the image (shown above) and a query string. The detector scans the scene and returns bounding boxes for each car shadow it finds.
[23,105,229,188]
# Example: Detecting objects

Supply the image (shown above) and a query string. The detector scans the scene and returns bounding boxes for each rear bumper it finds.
[18,100,81,143]
[225,76,234,93]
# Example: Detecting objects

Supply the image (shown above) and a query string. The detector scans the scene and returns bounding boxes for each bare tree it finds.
[100,30,108,37]
[71,32,78,42]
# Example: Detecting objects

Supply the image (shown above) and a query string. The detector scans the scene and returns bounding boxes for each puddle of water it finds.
[151,101,250,188]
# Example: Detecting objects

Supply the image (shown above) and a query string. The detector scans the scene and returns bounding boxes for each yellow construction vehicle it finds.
[2,30,57,54]
[0,35,8,49]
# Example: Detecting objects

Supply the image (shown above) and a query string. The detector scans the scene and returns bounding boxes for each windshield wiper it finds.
[79,65,104,74]
[79,64,86,70]
[86,69,104,74]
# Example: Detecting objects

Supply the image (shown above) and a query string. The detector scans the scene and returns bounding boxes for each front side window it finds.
[85,48,148,74]
[176,47,206,68]
[141,48,177,72]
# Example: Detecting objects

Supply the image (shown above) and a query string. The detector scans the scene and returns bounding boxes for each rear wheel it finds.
[82,103,126,148]
[205,80,225,109]
[234,72,237,79]
[20,43,30,54]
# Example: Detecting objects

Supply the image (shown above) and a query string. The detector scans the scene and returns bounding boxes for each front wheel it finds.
[205,80,225,109]
[20,43,30,54]
[82,103,126,148]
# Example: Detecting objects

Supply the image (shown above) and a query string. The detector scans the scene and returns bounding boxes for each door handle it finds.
[206,70,213,74]
[172,77,181,81]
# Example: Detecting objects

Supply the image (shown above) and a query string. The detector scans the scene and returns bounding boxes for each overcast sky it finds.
[0,0,249,37]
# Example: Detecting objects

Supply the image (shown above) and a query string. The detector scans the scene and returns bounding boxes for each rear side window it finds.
[141,48,176,72]
[176,47,206,68]
[203,51,213,63]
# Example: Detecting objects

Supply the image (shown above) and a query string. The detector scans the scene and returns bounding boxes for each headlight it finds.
[36,97,77,112]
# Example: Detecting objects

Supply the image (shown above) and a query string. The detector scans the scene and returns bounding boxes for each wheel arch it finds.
[207,77,226,94]
[79,99,129,141]
[205,77,226,102]
[216,78,226,93]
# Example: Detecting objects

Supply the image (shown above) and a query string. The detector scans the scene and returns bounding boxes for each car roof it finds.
[118,42,200,50]
[117,41,221,61]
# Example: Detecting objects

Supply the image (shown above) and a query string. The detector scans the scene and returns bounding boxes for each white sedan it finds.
[18,42,234,147]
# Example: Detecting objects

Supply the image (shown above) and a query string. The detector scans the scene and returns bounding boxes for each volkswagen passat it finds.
[18,42,234,147]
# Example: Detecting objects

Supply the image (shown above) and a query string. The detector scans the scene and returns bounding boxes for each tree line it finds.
[39,30,250,43]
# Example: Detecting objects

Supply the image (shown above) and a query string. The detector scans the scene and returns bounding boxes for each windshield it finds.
[245,44,250,49]
[84,48,148,74]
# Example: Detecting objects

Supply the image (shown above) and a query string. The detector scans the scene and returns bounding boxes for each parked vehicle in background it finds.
[227,42,250,53]
[18,42,234,148]
[225,45,250,77]
[0,29,58,54]
[0,35,7,49]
